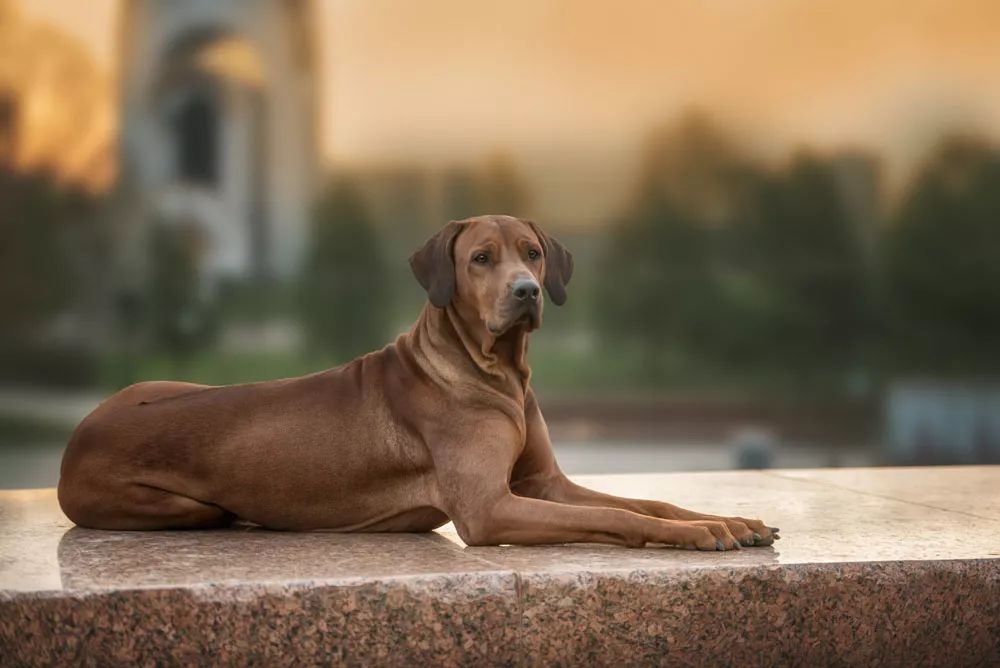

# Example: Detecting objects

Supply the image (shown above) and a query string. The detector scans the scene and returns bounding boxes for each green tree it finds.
[441,154,532,221]
[146,219,214,361]
[598,114,874,391]
[732,154,873,384]
[883,137,1000,373]
[0,167,107,385]
[0,169,78,342]
[441,167,485,222]
[596,115,755,378]
[481,152,531,217]
[598,200,723,377]
[300,178,391,360]
[636,114,758,226]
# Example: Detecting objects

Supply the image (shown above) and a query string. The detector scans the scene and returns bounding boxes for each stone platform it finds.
[2,467,998,666]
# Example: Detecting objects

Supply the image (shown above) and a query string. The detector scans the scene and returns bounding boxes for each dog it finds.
[58,215,778,549]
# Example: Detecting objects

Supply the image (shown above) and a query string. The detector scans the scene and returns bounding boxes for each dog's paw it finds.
[658,522,735,551]
[699,516,780,546]
[685,520,743,551]
[660,519,776,551]
[727,517,780,546]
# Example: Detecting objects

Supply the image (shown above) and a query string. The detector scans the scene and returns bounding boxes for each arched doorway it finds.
[151,30,269,282]
[116,0,318,300]
[172,89,220,187]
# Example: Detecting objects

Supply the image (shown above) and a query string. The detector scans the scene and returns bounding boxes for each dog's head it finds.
[410,215,573,336]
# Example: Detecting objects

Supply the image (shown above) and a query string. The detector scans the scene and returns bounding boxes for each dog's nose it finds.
[511,277,541,302]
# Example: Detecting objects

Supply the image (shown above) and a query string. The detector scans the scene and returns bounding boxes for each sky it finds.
[320,0,1000,175]
[13,0,1000,220]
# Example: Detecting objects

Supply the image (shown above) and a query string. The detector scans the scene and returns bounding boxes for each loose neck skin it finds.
[404,302,532,403]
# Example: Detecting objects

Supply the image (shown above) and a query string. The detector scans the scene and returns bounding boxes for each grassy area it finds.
[0,413,73,446]
[95,344,635,394]
[92,338,864,404]
[98,350,345,389]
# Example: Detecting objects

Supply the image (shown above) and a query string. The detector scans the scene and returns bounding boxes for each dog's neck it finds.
[408,303,531,399]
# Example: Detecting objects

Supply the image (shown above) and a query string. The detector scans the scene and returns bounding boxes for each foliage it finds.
[597,200,725,379]
[441,153,532,221]
[729,154,873,378]
[441,167,484,222]
[146,220,216,359]
[0,168,88,342]
[597,115,875,391]
[596,116,753,377]
[300,178,391,361]
[481,153,531,217]
[0,166,109,386]
[883,137,1000,373]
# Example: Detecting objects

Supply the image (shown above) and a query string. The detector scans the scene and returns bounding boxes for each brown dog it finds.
[59,215,777,550]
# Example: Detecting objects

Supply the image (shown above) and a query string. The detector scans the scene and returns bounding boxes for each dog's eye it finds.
[527,249,541,260]
[473,253,489,264]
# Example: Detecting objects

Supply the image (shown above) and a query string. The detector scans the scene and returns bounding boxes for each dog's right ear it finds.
[409,221,465,308]
[526,220,574,306]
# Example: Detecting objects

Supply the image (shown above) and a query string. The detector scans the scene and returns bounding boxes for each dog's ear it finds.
[409,221,464,308]
[527,220,574,306]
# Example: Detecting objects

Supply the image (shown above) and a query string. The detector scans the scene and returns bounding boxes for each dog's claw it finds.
[752,532,762,543]
[716,539,725,551]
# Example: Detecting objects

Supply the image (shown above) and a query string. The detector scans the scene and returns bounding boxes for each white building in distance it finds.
[117,0,319,284]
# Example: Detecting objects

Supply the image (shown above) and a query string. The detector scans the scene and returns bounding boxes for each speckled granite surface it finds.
[2,467,999,666]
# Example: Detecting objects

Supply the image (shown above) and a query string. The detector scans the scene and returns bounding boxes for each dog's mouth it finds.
[487,307,540,336]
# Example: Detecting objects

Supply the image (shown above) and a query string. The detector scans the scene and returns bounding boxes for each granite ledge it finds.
[2,466,999,666]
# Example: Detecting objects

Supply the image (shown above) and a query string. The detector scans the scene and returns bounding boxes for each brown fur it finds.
[58,215,777,550]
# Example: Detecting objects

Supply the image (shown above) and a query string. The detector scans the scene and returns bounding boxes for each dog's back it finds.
[57,347,442,531]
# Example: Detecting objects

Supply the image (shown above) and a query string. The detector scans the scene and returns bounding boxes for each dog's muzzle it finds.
[509,277,541,330]
[511,277,540,303]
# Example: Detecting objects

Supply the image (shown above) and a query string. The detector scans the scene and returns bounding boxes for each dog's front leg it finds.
[511,391,779,547]
[448,491,740,550]
[429,423,740,550]
[523,475,778,547]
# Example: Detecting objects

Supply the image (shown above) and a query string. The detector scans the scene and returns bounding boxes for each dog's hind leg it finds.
[60,482,235,530]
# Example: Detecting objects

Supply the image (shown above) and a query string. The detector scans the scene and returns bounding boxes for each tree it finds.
[635,113,758,227]
[146,219,215,361]
[441,167,485,222]
[598,114,874,391]
[883,137,1000,373]
[598,200,722,375]
[596,114,755,376]
[441,154,532,221]
[300,178,391,361]
[481,152,531,217]
[732,154,873,383]
[0,169,78,343]
[0,166,108,385]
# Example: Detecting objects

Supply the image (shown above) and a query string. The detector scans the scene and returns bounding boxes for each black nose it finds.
[512,278,541,302]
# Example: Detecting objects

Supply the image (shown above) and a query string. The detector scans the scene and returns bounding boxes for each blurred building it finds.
[886,382,1000,464]
[116,0,319,285]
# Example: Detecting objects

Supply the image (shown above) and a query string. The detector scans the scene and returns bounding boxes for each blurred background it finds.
[2,0,1000,488]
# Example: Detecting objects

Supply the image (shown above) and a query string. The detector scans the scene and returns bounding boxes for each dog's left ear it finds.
[527,220,574,306]
[409,221,465,308]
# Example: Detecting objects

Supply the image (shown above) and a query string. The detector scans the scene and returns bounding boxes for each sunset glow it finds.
[9,0,1000,216]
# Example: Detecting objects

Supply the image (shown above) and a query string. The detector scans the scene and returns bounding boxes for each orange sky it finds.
[14,0,1000,218]
[319,1,1000,165]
